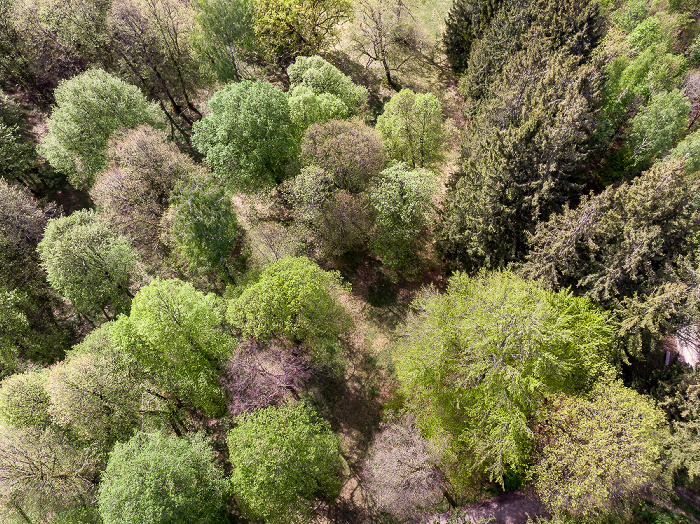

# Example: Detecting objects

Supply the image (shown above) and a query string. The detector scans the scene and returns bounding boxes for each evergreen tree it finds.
[438,43,602,272]
[520,160,700,357]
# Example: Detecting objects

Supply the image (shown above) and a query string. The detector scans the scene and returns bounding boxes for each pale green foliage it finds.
[46,324,142,446]
[0,369,49,427]
[192,80,299,189]
[376,88,443,168]
[38,210,142,321]
[227,402,343,523]
[254,0,351,64]
[629,89,690,165]
[38,68,163,190]
[369,163,438,278]
[228,257,353,361]
[111,278,230,415]
[168,176,248,284]
[98,431,229,524]
[533,381,667,516]
[667,127,700,172]
[394,271,613,485]
[287,56,368,130]
[0,425,99,522]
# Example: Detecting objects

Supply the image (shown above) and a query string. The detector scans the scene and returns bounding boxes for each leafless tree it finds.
[351,0,425,90]
[221,340,316,416]
[362,414,456,519]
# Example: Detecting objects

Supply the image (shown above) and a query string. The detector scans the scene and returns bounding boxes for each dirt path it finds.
[421,491,548,524]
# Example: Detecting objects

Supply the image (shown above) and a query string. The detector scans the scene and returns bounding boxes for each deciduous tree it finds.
[228,257,353,362]
[352,0,425,89]
[368,163,437,279]
[287,56,368,130]
[394,271,612,485]
[111,278,231,416]
[46,325,142,447]
[0,370,50,428]
[191,0,256,82]
[254,0,351,67]
[301,118,385,193]
[91,125,200,265]
[227,402,343,523]
[38,68,163,190]
[0,181,68,369]
[38,210,143,322]
[168,175,248,284]
[108,0,207,131]
[376,88,443,168]
[98,432,229,524]
[628,89,691,166]
[0,426,99,523]
[290,166,374,260]
[533,381,667,516]
[192,80,299,189]
[363,415,452,519]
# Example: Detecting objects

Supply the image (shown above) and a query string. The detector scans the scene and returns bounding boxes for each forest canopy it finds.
[2,0,700,521]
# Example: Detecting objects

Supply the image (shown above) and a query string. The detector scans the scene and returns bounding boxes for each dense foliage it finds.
[2,0,700,520]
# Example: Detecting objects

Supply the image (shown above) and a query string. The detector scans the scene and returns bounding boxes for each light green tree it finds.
[376,88,443,168]
[0,425,99,523]
[111,278,231,416]
[227,402,343,523]
[0,369,50,428]
[192,80,299,189]
[369,163,438,279]
[38,68,163,190]
[628,89,690,166]
[191,0,256,82]
[228,257,353,362]
[668,128,700,172]
[533,381,667,516]
[38,210,142,322]
[394,271,612,486]
[287,56,368,130]
[46,323,142,447]
[98,431,229,524]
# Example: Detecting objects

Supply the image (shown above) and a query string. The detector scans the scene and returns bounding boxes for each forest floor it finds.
[420,491,547,524]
